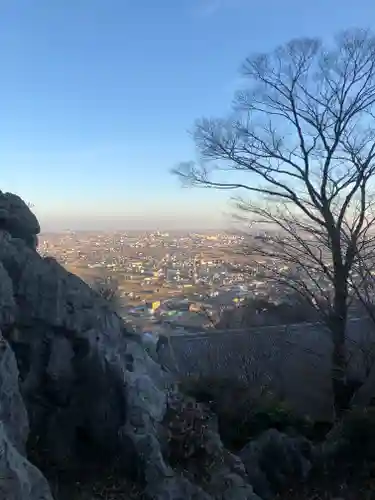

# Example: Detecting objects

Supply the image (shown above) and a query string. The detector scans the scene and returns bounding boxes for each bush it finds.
[326,407,375,465]
[163,394,214,481]
[179,376,313,451]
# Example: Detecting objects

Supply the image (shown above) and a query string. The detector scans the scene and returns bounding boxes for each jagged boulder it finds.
[0,333,53,500]
[239,429,313,499]
[0,192,39,249]
[0,231,168,468]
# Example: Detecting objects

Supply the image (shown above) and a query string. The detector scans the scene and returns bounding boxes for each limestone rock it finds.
[0,333,53,500]
[0,229,179,495]
[0,194,289,499]
[0,334,28,453]
[0,192,39,248]
[0,261,16,331]
[240,429,313,499]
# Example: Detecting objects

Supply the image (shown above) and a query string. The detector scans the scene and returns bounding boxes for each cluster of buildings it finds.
[38,230,338,335]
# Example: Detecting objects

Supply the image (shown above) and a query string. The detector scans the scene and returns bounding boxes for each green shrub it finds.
[179,376,313,451]
[331,407,375,463]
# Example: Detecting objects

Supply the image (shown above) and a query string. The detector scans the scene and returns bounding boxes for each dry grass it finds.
[44,462,145,500]
[179,375,314,450]
[28,441,145,500]
[49,474,144,500]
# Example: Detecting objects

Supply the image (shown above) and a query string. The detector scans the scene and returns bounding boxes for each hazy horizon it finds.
[36,209,231,233]
[39,227,226,235]
[38,219,227,233]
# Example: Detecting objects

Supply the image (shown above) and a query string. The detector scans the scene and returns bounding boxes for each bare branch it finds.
[174,29,375,415]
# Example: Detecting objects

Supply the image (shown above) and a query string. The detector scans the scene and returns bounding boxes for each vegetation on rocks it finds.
[163,396,215,483]
[274,408,375,499]
[177,375,375,499]
[180,376,315,450]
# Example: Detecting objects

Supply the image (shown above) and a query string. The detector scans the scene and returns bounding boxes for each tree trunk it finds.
[330,280,350,418]
[331,332,348,417]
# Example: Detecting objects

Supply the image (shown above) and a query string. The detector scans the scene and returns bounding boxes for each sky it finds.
[0,0,374,231]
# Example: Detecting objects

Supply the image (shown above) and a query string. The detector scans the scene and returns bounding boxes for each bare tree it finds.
[173,29,375,416]
[343,250,375,407]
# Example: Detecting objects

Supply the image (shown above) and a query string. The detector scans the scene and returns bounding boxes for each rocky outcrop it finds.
[0,230,170,479]
[240,429,313,500]
[0,333,53,500]
[0,194,332,499]
[0,196,266,499]
[0,192,39,249]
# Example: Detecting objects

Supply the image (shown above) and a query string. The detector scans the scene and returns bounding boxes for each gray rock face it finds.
[0,223,260,499]
[0,194,318,499]
[0,192,39,249]
[0,229,171,493]
[0,333,53,500]
[0,261,16,331]
[240,429,313,500]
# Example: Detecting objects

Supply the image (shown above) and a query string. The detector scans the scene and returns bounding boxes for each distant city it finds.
[37,230,334,335]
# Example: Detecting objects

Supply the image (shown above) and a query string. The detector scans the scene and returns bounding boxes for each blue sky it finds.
[0,0,373,230]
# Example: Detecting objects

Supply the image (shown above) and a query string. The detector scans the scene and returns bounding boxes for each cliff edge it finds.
[0,192,264,500]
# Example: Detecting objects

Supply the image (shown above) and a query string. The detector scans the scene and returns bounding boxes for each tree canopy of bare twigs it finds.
[173,29,375,415]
